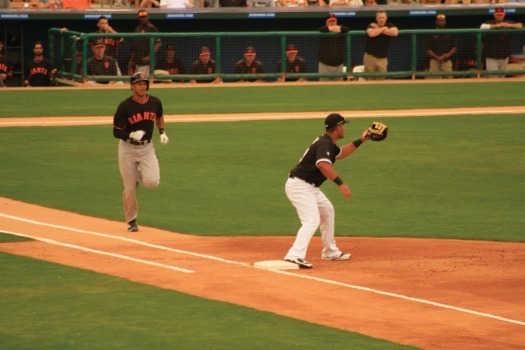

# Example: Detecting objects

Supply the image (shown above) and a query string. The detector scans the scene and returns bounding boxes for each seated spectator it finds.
[160,0,192,7]
[247,0,275,6]
[234,46,265,82]
[38,0,62,8]
[305,0,326,5]
[277,44,307,82]
[329,0,362,5]
[195,0,218,6]
[364,0,376,4]
[219,0,246,6]
[86,39,121,85]
[190,46,221,83]
[156,44,185,82]
[278,0,305,5]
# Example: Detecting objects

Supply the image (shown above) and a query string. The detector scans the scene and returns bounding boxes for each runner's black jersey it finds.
[113,95,163,142]
[289,133,341,187]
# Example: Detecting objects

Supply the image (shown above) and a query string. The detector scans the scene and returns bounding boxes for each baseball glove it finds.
[365,121,388,141]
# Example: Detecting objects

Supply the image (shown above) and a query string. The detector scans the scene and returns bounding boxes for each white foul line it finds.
[1,213,524,327]
[1,229,194,274]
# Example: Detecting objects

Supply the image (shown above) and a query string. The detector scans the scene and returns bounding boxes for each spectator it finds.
[219,0,246,6]
[424,14,457,79]
[278,0,305,5]
[0,0,9,8]
[277,44,307,82]
[480,7,523,78]
[128,10,161,76]
[247,0,275,6]
[159,0,192,7]
[38,0,62,8]
[318,14,349,82]
[24,41,57,87]
[190,46,221,84]
[0,40,13,87]
[93,16,123,67]
[195,0,218,6]
[363,10,398,81]
[364,0,376,4]
[234,46,265,82]
[85,39,121,85]
[305,0,326,5]
[329,0,362,6]
[156,44,186,82]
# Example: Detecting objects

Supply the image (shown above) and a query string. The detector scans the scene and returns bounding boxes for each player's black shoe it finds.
[127,220,139,232]
[285,258,313,269]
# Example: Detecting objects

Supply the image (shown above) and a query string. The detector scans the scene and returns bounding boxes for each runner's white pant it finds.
[119,140,160,223]
[284,177,342,260]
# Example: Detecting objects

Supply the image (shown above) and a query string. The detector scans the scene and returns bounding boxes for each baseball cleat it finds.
[322,252,351,261]
[285,258,313,269]
[127,220,139,232]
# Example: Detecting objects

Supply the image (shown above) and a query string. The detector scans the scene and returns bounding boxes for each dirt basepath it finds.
[1,108,525,349]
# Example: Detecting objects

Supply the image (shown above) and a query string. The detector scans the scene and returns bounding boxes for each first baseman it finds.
[112,72,169,232]
[284,113,370,269]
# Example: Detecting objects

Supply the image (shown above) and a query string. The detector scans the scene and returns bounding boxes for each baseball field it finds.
[1,80,525,349]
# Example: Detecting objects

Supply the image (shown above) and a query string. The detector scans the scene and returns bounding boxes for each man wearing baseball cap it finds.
[284,113,371,269]
[128,10,161,76]
[234,46,265,82]
[277,44,307,82]
[480,7,523,78]
[424,14,457,79]
[318,14,349,81]
[189,46,221,83]
[85,39,120,85]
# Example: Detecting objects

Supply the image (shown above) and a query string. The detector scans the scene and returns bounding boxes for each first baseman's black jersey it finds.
[113,95,163,142]
[25,58,55,86]
[289,133,341,187]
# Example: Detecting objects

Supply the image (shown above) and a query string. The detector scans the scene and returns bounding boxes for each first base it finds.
[253,260,299,271]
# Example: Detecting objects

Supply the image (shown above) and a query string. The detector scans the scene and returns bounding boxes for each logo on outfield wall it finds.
[0,13,29,19]
[167,13,195,19]
[489,8,516,13]
[248,13,276,18]
[409,10,437,16]
[329,12,356,17]
[84,14,112,19]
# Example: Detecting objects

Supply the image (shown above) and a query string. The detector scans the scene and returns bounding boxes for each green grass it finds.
[0,232,32,243]
[2,81,525,117]
[1,115,524,241]
[0,252,417,350]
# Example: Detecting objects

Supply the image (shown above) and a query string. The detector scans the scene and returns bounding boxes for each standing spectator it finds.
[480,7,523,78]
[156,44,186,82]
[112,72,169,233]
[219,0,246,6]
[190,46,221,84]
[93,16,123,67]
[247,0,275,6]
[363,10,398,81]
[234,46,265,82]
[318,14,349,82]
[24,42,57,87]
[128,10,161,76]
[277,44,307,82]
[283,113,371,269]
[0,40,13,87]
[424,14,457,79]
[85,39,121,85]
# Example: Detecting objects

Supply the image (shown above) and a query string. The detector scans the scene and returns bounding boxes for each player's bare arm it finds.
[337,132,368,159]
[317,161,351,199]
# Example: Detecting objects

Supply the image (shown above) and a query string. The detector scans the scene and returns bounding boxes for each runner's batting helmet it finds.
[130,72,150,90]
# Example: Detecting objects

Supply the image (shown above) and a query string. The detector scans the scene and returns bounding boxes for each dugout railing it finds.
[49,27,525,83]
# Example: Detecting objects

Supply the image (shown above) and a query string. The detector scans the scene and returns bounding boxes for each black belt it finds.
[289,175,318,188]
[127,139,150,146]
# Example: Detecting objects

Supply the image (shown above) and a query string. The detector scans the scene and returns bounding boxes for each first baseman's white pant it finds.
[119,140,160,223]
[284,177,342,260]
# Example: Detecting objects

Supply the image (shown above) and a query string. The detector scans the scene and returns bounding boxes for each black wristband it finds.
[333,177,344,186]
[159,128,165,134]
[352,138,363,148]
